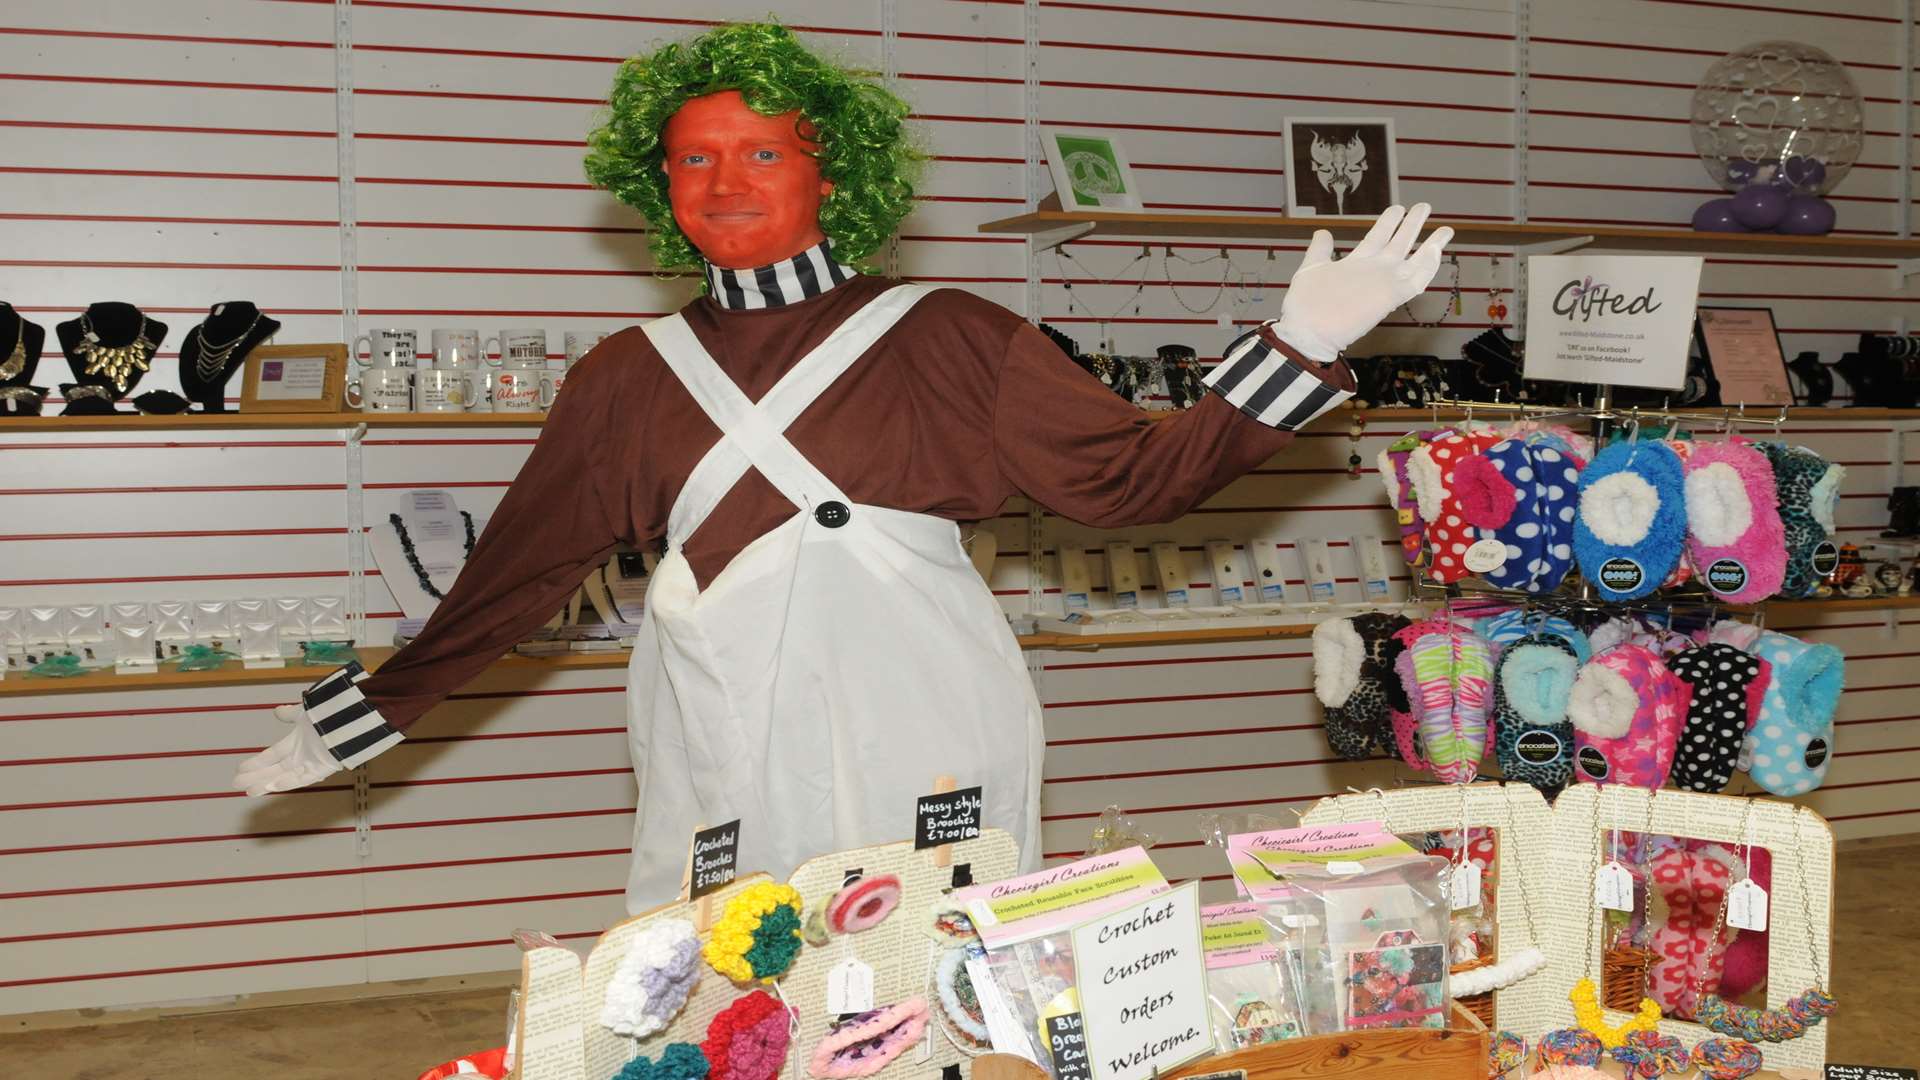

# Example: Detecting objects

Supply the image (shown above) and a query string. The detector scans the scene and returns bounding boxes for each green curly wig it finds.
[584,22,921,274]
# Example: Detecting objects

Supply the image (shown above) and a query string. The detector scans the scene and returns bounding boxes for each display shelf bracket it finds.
[1030,220,1096,254]
[1514,235,1592,258]
[1891,258,1920,285]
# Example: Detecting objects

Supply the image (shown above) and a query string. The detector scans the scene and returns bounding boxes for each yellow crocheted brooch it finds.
[703,883,804,984]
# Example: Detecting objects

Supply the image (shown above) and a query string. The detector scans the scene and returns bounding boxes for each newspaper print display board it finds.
[517,829,1021,1080]
[1300,784,1833,1071]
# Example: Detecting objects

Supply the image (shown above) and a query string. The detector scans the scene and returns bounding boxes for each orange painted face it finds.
[662,89,832,269]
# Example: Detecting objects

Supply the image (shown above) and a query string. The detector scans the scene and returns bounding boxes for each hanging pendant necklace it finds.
[389,511,476,600]
[1692,805,1836,1043]
[0,316,24,382]
[191,310,262,382]
[75,312,158,393]
[1571,790,1663,1048]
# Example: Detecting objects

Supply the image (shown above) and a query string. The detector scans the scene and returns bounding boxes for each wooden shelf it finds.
[1343,406,1920,423]
[978,209,1920,261]
[6,597,1914,697]
[0,411,549,432]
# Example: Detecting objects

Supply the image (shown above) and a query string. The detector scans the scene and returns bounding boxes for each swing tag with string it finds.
[1726,803,1768,931]
[827,957,876,1014]
[1595,818,1633,911]
[1449,857,1482,910]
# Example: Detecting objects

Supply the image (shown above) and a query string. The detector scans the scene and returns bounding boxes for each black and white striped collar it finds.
[704,241,858,310]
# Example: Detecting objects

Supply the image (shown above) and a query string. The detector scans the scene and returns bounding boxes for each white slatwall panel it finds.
[4,0,1919,1017]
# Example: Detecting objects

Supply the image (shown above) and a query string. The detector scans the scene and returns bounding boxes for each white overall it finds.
[623,284,1044,909]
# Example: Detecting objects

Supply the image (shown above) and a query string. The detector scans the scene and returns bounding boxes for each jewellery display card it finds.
[1696,307,1793,407]
[1298,784,1834,1069]
[1249,540,1289,605]
[1204,541,1243,604]
[240,343,347,413]
[1103,542,1142,609]
[1150,543,1189,607]
[1058,546,1094,612]
[1523,255,1704,391]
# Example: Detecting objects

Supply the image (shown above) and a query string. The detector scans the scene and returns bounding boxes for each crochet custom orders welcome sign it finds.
[1300,784,1834,1072]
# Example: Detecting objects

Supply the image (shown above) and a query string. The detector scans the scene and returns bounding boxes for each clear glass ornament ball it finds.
[1690,40,1863,195]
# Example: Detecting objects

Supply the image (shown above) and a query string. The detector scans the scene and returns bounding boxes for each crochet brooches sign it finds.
[1524,254,1704,391]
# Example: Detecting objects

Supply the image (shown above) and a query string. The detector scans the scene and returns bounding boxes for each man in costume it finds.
[236,22,1452,910]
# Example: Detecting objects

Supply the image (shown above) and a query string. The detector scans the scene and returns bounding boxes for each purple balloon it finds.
[1778,195,1837,235]
[1783,156,1828,191]
[1731,184,1789,229]
[1724,159,1759,187]
[1692,198,1750,233]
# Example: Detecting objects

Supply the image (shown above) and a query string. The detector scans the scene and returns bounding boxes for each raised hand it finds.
[1273,203,1454,364]
[233,703,343,796]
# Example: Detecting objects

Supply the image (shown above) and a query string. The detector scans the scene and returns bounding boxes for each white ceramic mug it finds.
[491,362,555,413]
[486,328,548,367]
[563,330,609,367]
[346,367,413,412]
[353,328,416,369]
[430,329,485,370]
[414,368,477,413]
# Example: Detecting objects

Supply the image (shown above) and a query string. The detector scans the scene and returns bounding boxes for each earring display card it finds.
[1059,545,1094,612]
[1300,539,1338,604]
[1150,542,1189,607]
[1354,536,1393,602]
[1104,541,1142,609]
[1250,539,1290,605]
[1205,540,1245,603]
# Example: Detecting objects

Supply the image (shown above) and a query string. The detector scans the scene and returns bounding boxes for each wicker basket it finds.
[1450,955,1496,1027]
[1602,942,1657,1011]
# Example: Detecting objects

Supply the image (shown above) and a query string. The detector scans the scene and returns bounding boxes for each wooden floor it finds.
[4,844,1916,1078]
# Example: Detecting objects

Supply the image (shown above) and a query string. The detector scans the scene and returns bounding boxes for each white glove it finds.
[1273,203,1454,364]
[233,703,343,796]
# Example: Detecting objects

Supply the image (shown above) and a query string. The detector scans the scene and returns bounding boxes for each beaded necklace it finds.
[389,511,475,600]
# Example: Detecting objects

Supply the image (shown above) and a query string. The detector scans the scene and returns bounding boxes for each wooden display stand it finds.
[1164,1002,1489,1080]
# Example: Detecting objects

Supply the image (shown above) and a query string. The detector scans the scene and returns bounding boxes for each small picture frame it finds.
[1040,128,1142,211]
[1695,307,1793,407]
[240,343,348,413]
[1283,117,1400,219]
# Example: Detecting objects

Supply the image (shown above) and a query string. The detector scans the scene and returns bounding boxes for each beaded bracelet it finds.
[1609,1030,1687,1078]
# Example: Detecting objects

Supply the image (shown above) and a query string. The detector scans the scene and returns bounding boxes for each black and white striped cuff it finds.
[704,240,857,310]
[1204,327,1351,431]
[301,660,403,769]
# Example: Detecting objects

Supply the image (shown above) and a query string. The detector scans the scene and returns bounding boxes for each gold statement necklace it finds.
[75,312,158,393]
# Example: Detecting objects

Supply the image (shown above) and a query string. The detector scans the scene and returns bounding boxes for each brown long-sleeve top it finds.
[351,274,1351,734]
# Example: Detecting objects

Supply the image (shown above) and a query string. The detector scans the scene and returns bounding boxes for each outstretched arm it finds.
[235,350,629,796]
[996,205,1451,526]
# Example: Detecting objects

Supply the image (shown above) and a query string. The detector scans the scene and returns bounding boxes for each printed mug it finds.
[486,328,548,367]
[563,330,609,366]
[430,329,485,370]
[353,328,416,369]
[345,367,413,412]
[414,368,477,413]
[491,363,555,413]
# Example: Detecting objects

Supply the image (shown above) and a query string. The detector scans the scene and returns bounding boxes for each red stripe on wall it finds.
[0,848,629,901]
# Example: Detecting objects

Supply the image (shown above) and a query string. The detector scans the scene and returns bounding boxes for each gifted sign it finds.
[1071,880,1211,1080]
[1523,254,1703,392]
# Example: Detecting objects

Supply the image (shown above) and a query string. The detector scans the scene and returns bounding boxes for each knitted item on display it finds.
[806,999,930,1079]
[935,946,990,1048]
[1758,442,1845,599]
[1683,440,1788,603]
[702,991,792,1080]
[1409,428,1505,582]
[1453,438,1582,593]
[1573,439,1689,602]
[601,918,702,1038]
[1568,643,1688,788]
[1610,1030,1688,1079]
[616,1043,711,1080]
[1665,644,1769,794]
[1535,1028,1604,1067]
[1389,618,1450,771]
[1491,636,1579,797]
[1477,608,1591,661]
[1746,629,1844,796]
[1691,1037,1764,1080]
[704,883,805,984]
[826,875,902,934]
[1314,612,1412,759]
[1488,1031,1527,1078]
[1569,977,1662,1049]
[1405,625,1494,783]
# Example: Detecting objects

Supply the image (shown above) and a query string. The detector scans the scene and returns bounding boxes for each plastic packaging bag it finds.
[1202,902,1305,1050]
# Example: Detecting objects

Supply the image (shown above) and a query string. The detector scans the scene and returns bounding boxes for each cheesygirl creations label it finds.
[1225,822,1415,901]
[1070,880,1211,1080]
[953,847,1170,949]
[1200,902,1279,969]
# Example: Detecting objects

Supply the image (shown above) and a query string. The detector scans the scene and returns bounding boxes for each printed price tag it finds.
[1448,861,1482,910]
[689,820,740,899]
[1326,860,1365,876]
[1463,538,1508,574]
[1594,860,1634,912]
[916,785,984,850]
[1046,1012,1093,1080]
[827,958,875,1014]
[1727,878,1769,932]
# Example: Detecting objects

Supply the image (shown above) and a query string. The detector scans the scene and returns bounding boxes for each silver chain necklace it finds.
[191,311,262,382]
